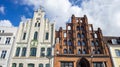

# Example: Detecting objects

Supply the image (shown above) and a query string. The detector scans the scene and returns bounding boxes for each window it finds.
[91,41,95,46]
[5,37,11,44]
[82,41,85,46]
[21,47,27,56]
[76,26,80,30]
[19,63,23,67]
[81,26,84,31]
[30,48,37,56]
[64,49,67,54]
[93,49,95,54]
[78,49,81,54]
[68,40,72,46]
[68,49,72,54]
[95,40,99,46]
[82,49,86,54]
[15,47,20,56]
[68,26,71,30]
[81,33,85,38]
[96,49,101,54]
[78,41,81,46]
[35,23,37,27]
[47,48,52,56]
[46,64,50,67]
[112,39,117,44]
[0,50,7,59]
[45,32,49,40]
[12,63,17,67]
[115,49,120,56]
[38,23,40,27]
[39,64,43,67]
[33,31,38,40]
[22,32,26,40]
[0,37,1,41]
[28,63,34,67]
[61,62,73,67]
[93,62,104,67]
[41,47,45,57]
[77,33,81,38]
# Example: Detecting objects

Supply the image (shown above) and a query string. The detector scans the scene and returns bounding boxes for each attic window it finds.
[111,39,117,44]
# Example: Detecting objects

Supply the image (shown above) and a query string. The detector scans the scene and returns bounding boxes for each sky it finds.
[0,0,120,36]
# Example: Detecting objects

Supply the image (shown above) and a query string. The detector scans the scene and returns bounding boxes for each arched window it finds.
[78,49,81,54]
[46,63,50,67]
[82,41,85,46]
[28,63,34,67]
[30,47,37,56]
[21,47,26,56]
[19,63,23,67]
[39,64,43,67]
[12,63,16,67]
[15,47,20,56]
[41,47,45,57]
[68,40,72,46]
[82,49,86,54]
[81,33,85,38]
[78,40,81,46]
[96,40,99,46]
[91,41,95,46]
[47,48,52,56]
[33,31,38,40]
[77,33,81,38]
[64,49,67,54]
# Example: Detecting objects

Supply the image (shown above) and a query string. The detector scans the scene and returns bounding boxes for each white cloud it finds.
[20,0,120,36]
[0,6,5,14]
[0,20,13,27]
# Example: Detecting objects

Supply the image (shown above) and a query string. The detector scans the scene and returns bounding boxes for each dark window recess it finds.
[22,33,26,40]
[93,62,105,67]
[34,32,38,40]
[15,47,20,56]
[41,48,45,57]
[45,32,49,40]
[35,23,37,27]
[30,48,37,56]
[0,50,7,59]
[64,49,67,54]
[47,48,52,56]
[38,23,40,27]
[61,62,74,67]
[21,47,27,56]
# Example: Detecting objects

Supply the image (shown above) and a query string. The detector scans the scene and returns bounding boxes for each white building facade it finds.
[0,26,17,67]
[9,8,55,67]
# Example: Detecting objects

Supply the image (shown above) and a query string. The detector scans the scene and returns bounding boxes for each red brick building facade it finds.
[54,15,113,67]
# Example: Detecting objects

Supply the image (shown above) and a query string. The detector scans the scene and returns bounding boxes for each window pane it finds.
[34,32,38,40]
[39,64,43,67]
[21,47,27,56]
[47,48,51,56]
[41,48,45,57]
[30,48,37,56]
[12,63,16,67]
[45,32,49,40]
[15,47,20,56]
[19,63,23,67]
[22,33,26,40]
[28,64,34,67]
[46,64,50,67]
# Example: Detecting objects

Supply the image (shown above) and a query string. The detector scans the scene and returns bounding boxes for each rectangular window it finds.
[0,50,7,59]
[30,48,37,56]
[21,47,27,56]
[5,37,11,44]
[41,48,45,57]
[15,47,20,56]
[115,49,120,56]
[93,62,104,67]
[45,32,49,40]
[0,37,1,41]
[61,62,73,67]
[22,33,26,40]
